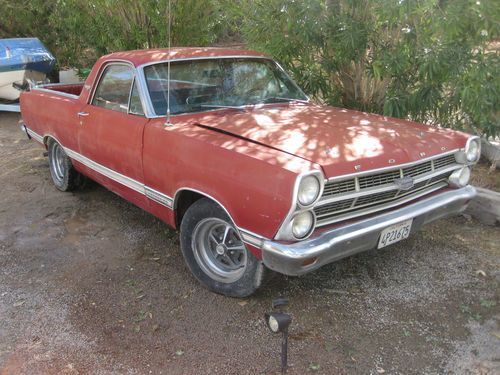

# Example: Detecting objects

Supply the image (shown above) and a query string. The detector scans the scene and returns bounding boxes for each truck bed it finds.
[20,82,85,153]
[38,82,84,97]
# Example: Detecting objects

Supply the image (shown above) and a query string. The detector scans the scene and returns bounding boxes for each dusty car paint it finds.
[19,47,475,265]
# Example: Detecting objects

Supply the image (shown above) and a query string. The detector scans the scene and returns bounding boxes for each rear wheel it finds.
[47,139,85,191]
[180,198,264,297]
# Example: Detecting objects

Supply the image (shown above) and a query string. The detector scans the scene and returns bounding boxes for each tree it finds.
[0,0,228,67]
[226,0,499,137]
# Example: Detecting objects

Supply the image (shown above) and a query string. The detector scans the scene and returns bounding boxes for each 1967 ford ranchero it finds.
[20,48,479,297]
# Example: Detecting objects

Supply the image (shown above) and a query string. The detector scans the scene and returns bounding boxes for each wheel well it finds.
[43,136,52,149]
[175,190,205,227]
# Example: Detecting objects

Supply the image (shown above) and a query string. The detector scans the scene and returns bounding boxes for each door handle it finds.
[77,112,89,117]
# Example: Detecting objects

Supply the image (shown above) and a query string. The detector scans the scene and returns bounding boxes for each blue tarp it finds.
[0,38,55,74]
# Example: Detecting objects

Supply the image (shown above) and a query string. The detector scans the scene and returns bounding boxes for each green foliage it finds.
[0,0,227,67]
[0,0,498,136]
[226,0,500,137]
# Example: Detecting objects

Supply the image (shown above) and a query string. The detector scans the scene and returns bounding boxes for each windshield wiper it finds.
[256,97,309,104]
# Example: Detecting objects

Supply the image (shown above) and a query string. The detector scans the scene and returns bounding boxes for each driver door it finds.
[78,62,148,205]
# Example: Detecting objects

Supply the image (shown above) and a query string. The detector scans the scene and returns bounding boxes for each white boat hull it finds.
[0,69,46,101]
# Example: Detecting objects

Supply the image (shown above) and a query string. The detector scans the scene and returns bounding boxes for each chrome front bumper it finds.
[261,185,476,276]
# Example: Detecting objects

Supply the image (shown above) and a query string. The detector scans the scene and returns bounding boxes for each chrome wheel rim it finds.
[50,143,66,183]
[192,218,248,283]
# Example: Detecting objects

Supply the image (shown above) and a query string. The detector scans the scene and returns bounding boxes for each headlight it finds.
[449,167,471,188]
[465,137,481,163]
[297,175,321,206]
[291,211,314,239]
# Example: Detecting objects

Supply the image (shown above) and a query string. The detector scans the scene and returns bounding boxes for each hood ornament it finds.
[394,176,414,191]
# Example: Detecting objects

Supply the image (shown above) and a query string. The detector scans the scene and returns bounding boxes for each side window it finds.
[129,80,144,116]
[92,64,134,113]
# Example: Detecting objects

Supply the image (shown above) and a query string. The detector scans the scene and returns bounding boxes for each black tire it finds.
[180,198,265,297]
[47,139,85,191]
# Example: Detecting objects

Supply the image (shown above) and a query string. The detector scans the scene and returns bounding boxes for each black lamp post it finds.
[265,297,292,374]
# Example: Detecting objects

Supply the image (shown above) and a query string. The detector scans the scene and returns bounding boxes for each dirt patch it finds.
[471,161,500,192]
[1,112,499,374]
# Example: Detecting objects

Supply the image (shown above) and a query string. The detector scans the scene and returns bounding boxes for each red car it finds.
[20,48,479,297]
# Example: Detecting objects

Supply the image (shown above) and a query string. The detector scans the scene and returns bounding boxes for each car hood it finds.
[192,104,468,177]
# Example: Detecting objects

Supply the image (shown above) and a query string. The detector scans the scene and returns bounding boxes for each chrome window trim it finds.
[127,77,146,117]
[126,76,135,114]
[89,61,136,112]
[137,55,272,69]
[137,56,310,119]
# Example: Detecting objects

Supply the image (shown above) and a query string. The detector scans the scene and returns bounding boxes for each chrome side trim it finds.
[145,186,173,208]
[64,148,145,194]
[32,87,80,100]
[239,229,266,249]
[25,128,44,143]
[33,82,82,100]
[23,127,266,246]
[172,187,269,247]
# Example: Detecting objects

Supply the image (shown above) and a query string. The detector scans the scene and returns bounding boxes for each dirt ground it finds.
[0,112,499,374]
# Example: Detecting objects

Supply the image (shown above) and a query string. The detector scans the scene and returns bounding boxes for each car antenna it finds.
[165,0,173,127]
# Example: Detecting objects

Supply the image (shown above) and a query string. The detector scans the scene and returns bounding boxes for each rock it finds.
[481,138,500,170]
[59,68,81,84]
[466,187,500,225]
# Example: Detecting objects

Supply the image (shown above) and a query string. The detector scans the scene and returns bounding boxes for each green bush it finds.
[0,0,227,67]
[227,0,499,137]
[1,0,498,137]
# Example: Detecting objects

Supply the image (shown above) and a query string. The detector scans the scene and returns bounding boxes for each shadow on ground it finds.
[0,112,498,374]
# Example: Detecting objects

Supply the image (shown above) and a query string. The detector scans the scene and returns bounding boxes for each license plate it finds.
[378,219,413,249]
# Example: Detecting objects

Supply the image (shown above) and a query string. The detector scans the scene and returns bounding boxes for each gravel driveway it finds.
[1,112,498,374]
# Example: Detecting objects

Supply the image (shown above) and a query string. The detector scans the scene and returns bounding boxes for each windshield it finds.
[144,58,308,116]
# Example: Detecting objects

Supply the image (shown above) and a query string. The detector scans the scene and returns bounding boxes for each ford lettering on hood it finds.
[191,103,470,178]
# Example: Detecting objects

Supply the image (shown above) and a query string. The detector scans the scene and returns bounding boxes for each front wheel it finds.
[180,198,265,297]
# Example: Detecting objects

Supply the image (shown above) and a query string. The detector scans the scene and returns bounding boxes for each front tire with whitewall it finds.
[180,198,265,297]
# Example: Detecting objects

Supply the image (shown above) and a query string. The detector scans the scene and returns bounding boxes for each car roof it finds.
[101,47,269,67]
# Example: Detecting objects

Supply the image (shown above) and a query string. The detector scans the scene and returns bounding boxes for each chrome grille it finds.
[358,170,401,189]
[433,154,456,169]
[356,190,398,206]
[322,179,356,197]
[403,161,432,177]
[315,152,460,226]
[314,199,355,216]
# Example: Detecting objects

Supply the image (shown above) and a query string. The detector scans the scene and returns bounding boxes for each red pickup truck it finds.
[20,47,479,297]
